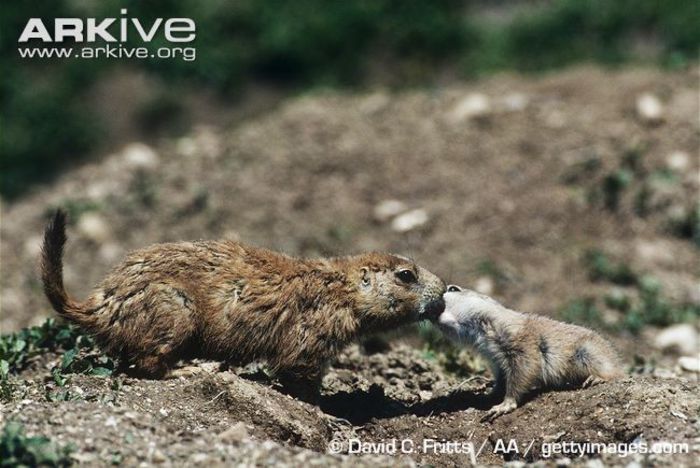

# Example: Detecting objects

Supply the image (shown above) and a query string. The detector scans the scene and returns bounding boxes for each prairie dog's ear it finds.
[360,267,371,288]
[447,285,462,292]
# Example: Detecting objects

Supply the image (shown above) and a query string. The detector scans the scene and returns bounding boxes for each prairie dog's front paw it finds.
[481,397,517,422]
[582,376,606,388]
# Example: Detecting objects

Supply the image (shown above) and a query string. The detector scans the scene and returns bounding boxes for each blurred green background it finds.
[1,0,698,199]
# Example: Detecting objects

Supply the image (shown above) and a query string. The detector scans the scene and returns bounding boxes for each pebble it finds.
[678,356,700,373]
[23,235,43,257]
[391,209,429,232]
[654,324,698,355]
[99,242,123,263]
[474,276,494,295]
[71,453,97,463]
[666,151,690,172]
[373,199,408,222]
[636,93,664,124]
[123,143,160,169]
[177,137,198,157]
[190,453,209,463]
[219,422,249,443]
[359,92,390,115]
[502,93,529,112]
[449,93,491,122]
[77,213,111,242]
[152,450,167,463]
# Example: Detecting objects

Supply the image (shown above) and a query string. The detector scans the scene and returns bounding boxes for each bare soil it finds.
[1,66,698,466]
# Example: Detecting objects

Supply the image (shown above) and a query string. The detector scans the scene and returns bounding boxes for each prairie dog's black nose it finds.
[422,297,445,321]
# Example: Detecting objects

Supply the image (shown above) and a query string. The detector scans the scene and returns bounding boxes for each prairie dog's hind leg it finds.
[276,366,323,404]
[573,341,622,389]
[115,285,198,379]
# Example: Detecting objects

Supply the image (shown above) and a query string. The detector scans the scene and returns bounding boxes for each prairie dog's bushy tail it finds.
[41,209,84,322]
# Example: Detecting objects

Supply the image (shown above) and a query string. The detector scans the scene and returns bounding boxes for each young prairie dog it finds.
[41,210,446,402]
[437,285,623,421]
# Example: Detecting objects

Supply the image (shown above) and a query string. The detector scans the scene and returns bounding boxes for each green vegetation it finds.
[0,319,88,374]
[0,319,114,400]
[668,202,700,247]
[583,249,637,285]
[418,322,484,377]
[0,422,73,467]
[562,250,700,333]
[2,0,698,198]
[560,297,605,329]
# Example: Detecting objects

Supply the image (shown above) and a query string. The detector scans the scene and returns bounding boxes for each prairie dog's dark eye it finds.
[447,285,462,292]
[396,269,417,283]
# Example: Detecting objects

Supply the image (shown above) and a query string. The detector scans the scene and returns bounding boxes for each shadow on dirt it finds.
[320,384,496,424]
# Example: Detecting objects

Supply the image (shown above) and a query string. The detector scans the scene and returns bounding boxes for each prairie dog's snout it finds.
[436,288,460,332]
[422,296,446,321]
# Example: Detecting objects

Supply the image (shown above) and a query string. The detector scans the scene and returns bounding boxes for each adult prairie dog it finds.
[41,210,446,402]
[437,285,623,420]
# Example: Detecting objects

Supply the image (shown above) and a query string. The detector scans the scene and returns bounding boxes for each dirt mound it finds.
[2,344,697,466]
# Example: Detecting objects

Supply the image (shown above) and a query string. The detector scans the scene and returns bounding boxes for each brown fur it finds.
[41,210,445,401]
[438,286,624,420]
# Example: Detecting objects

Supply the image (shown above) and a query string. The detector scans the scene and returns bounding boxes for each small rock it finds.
[450,93,491,122]
[474,276,494,295]
[176,137,197,157]
[219,422,249,443]
[123,143,159,169]
[23,235,43,257]
[77,213,110,242]
[190,453,209,464]
[678,356,700,373]
[71,453,97,463]
[391,209,429,233]
[104,416,117,427]
[502,93,529,112]
[373,199,408,222]
[99,243,122,263]
[636,93,664,124]
[654,324,698,355]
[152,450,167,463]
[652,368,677,379]
[359,92,390,115]
[159,408,169,417]
[634,239,676,265]
[666,151,690,172]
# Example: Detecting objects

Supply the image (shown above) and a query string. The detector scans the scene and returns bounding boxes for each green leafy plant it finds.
[0,319,89,374]
[583,249,638,285]
[560,297,604,328]
[0,422,74,467]
[563,261,699,334]
[668,202,700,247]
[0,319,114,392]
[51,349,115,386]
